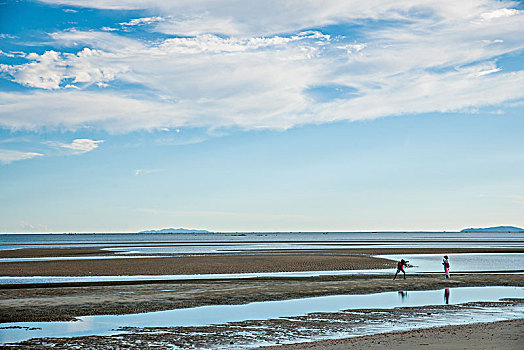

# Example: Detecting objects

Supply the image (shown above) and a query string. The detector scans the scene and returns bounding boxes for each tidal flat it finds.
[1,234,523,348]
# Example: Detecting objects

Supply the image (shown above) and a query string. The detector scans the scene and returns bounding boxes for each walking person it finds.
[442,255,450,279]
[393,259,408,280]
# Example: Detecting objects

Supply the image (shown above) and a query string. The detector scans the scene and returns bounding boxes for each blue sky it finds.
[1,0,523,233]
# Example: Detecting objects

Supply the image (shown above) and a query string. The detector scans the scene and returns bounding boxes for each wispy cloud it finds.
[19,221,49,232]
[477,193,524,205]
[46,139,104,155]
[119,16,163,26]
[478,8,520,21]
[0,50,16,58]
[0,34,17,40]
[134,168,161,176]
[101,26,118,32]
[1,0,522,132]
[510,195,524,205]
[0,149,43,164]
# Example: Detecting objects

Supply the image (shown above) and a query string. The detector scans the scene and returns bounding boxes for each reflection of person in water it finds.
[444,288,450,304]
[398,291,408,302]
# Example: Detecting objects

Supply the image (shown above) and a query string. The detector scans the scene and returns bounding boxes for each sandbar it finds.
[263,318,524,349]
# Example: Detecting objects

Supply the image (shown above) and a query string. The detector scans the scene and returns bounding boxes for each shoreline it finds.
[260,319,524,349]
[2,246,524,323]
[2,246,524,256]
[1,244,523,348]
[3,299,523,349]
[1,273,522,322]
[1,247,523,277]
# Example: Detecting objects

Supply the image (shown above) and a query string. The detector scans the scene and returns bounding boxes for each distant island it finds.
[138,228,212,234]
[461,226,524,233]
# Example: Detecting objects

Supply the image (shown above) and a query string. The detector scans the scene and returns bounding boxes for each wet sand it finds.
[3,300,523,349]
[1,247,524,323]
[0,248,113,258]
[0,254,394,276]
[1,245,523,348]
[263,319,524,349]
[2,246,523,258]
[2,246,523,276]
[1,273,523,322]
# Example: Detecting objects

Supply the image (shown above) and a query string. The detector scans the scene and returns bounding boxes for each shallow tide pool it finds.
[378,253,524,273]
[1,286,523,345]
[1,252,523,285]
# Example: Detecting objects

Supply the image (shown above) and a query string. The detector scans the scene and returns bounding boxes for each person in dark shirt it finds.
[393,259,408,280]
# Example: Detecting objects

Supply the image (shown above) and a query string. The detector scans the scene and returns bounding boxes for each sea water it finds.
[1,286,523,345]
[1,231,523,252]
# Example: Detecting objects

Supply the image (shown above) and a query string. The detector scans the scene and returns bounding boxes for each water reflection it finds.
[1,286,522,345]
[398,291,408,302]
[377,253,524,273]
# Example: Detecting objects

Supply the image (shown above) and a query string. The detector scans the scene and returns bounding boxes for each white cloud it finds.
[511,195,524,205]
[1,48,128,89]
[479,8,521,21]
[336,43,366,55]
[478,194,524,205]
[19,221,49,232]
[1,0,523,132]
[135,168,161,176]
[155,16,241,37]
[36,0,520,37]
[475,67,501,77]
[0,34,17,39]
[119,16,163,26]
[0,50,16,58]
[62,139,104,153]
[0,149,43,164]
[46,139,104,155]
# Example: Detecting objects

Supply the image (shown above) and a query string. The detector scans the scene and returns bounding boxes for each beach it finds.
[0,252,394,276]
[2,273,523,323]
[3,0,524,347]
[1,240,523,348]
[262,319,524,350]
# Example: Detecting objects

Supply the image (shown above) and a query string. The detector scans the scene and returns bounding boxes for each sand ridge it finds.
[0,254,395,276]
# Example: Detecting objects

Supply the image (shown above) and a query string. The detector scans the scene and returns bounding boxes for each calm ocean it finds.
[1,231,523,251]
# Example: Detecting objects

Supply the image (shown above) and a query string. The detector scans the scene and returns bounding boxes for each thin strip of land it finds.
[0,248,114,258]
[0,254,394,276]
[2,247,523,259]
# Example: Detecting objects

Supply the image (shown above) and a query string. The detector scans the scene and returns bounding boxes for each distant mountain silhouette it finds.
[139,228,212,234]
[460,226,524,233]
